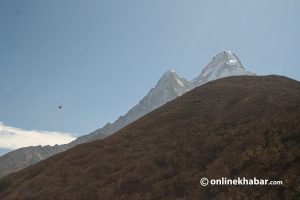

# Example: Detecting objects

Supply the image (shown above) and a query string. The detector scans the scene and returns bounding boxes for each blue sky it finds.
[0,0,299,141]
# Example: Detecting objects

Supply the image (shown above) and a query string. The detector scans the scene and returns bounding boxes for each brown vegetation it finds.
[0,75,299,199]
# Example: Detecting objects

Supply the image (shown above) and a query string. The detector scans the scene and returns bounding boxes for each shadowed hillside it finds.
[0,75,299,199]
[0,50,254,179]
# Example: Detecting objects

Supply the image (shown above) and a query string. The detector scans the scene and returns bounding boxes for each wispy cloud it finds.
[0,122,76,149]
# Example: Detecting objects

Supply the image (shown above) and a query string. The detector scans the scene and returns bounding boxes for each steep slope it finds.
[0,50,255,178]
[0,75,299,200]
[73,70,191,144]
[0,70,191,178]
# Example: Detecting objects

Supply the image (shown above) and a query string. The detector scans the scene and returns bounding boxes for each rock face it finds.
[73,70,192,144]
[0,145,67,178]
[0,50,255,178]
[0,75,299,199]
[193,51,255,86]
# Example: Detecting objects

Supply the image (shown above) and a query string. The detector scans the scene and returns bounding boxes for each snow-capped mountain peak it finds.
[0,50,256,179]
[210,50,244,68]
[156,70,191,94]
[192,50,255,86]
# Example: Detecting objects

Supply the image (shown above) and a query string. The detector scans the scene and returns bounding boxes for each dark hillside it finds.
[0,75,299,199]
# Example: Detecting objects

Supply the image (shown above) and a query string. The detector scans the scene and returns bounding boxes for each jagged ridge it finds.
[0,50,255,178]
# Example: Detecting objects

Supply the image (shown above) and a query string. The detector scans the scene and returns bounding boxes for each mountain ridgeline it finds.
[0,75,299,199]
[0,51,255,178]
